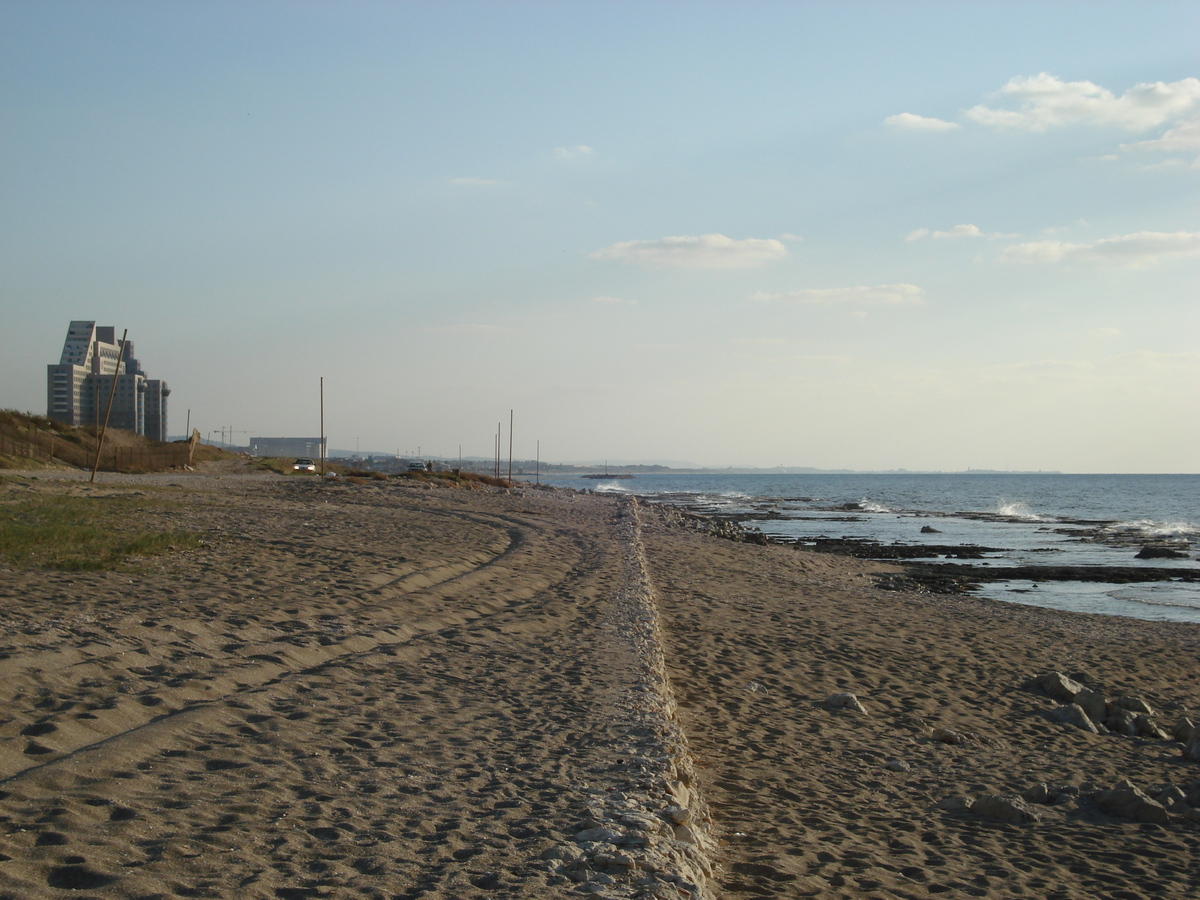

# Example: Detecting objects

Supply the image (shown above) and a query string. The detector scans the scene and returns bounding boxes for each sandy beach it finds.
[2,469,1198,899]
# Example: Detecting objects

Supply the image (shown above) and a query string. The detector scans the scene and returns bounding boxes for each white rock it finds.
[931,727,967,745]
[1074,689,1107,725]
[1050,703,1099,734]
[1135,715,1169,740]
[971,794,1041,825]
[574,826,625,845]
[1184,728,1200,762]
[663,806,691,825]
[1156,786,1186,809]
[673,823,700,844]
[934,795,974,813]
[1116,696,1154,716]
[1096,780,1169,825]
[1023,672,1084,703]
[1022,783,1050,804]
[1171,716,1195,744]
[823,692,867,713]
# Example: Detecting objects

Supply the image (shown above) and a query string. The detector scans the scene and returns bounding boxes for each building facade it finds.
[47,321,169,439]
[248,437,327,458]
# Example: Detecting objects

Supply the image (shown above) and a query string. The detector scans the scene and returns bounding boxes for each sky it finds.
[2,1,1198,472]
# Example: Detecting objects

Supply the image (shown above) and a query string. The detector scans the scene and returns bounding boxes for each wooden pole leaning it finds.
[90,329,129,483]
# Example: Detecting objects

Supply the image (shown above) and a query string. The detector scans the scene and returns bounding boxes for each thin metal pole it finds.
[536,440,540,485]
[507,409,513,481]
[319,376,325,475]
[90,329,128,483]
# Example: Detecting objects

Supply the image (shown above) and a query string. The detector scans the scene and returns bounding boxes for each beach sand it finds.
[1,470,1198,899]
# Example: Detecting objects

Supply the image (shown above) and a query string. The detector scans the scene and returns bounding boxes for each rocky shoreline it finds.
[635,499,1198,602]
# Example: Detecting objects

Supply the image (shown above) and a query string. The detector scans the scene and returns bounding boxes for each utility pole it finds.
[319,376,325,475]
[508,409,513,481]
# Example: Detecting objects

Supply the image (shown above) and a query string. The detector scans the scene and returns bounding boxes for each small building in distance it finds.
[46,321,170,439]
[249,437,326,458]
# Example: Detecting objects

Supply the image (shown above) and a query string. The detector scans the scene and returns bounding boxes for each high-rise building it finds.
[47,321,169,439]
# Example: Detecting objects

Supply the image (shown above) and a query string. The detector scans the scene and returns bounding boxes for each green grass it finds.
[0,495,202,571]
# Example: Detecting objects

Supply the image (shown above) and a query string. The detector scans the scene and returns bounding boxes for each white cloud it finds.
[778,232,804,242]
[965,73,1200,132]
[591,234,789,269]
[935,224,983,239]
[907,223,1014,241]
[1121,116,1200,166]
[751,284,925,305]
[906,223,984,241]
[884,112,961,131]
[1000,231,1200,267]
[554,145,594,159]
[1090,327,1122,339]
[449,177,505,186]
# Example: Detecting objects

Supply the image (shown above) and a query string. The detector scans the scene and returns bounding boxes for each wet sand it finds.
[1,470,1198,899]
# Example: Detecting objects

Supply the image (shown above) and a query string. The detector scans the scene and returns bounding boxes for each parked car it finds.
[292,457,317,473]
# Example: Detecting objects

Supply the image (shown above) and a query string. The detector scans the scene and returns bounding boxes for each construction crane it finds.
[216,426,249,448]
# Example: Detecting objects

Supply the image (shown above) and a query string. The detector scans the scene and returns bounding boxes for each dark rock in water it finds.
[802,538,1006,560]
[875,561,1200,595]
[1135,545,1189,560]
[920,525,942,533]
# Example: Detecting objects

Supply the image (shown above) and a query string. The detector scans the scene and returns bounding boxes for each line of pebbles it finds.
[538,497,716,899]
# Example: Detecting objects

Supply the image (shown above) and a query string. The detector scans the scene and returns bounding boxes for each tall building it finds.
[47,321,169,439]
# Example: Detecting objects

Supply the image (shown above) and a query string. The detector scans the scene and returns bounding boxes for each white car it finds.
[292,457,317,473]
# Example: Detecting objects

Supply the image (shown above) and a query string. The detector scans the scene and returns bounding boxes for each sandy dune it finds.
[1,471,1198,899]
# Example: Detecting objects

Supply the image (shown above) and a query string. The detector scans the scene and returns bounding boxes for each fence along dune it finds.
[0,410,200,473]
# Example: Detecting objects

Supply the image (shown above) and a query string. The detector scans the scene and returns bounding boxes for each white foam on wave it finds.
[996,499,1046,521]
[1105,587,1200,611]
[858,498,891,514]
[593,481,631,494]
[1103,519,1199,540]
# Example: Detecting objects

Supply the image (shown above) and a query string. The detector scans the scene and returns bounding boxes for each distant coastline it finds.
[523,464,1065,477]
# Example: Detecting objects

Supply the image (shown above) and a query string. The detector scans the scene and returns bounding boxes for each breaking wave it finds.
[996,500,1046,522]
[1103,519,1199,541]
[592,481,631,494]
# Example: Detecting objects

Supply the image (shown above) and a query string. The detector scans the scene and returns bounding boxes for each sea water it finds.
[534,473,1200,624]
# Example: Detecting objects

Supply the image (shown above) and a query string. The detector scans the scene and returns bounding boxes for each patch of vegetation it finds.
[398,470,512,488]
[253,457,293,475]
[0,495,201,571]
